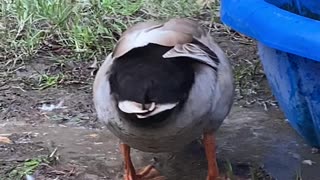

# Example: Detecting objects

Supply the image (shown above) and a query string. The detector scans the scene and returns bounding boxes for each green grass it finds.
[0,0,210,68]
[7,148,58,180]
[8,156,58,179]
[9,158,43,179]
[38,73,63,90]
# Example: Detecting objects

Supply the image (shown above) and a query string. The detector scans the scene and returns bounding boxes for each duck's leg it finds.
[203,132,220,180]
[120,143,166,180]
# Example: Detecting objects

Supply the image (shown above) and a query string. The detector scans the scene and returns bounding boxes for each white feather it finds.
[136,102,179,119]
[118,100,178,118]
[118,101,155,113]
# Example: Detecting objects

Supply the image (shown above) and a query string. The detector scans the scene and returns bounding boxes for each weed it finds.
[7,147,59,180]
[1,0,207,69]
[295,168,303,180]
[38,73,63,90]
[9,158,41,179]
[224,160,235,179]
[8,156,55,180]
[250,165,275,180]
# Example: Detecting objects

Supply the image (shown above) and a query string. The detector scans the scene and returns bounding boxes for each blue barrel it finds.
[220,0,320,147]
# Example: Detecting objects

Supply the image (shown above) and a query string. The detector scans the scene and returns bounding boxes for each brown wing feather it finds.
[112,18,205,58]
[112,18,222,70]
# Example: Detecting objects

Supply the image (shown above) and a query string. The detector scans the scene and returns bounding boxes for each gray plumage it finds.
[93,18,234,152]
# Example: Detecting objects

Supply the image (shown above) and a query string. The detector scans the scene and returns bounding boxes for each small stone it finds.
[311,148,319,154]
[82,173,100,180]
[288,152,300,160]
[88,133,99,138]
[25,175,35,180]
[0,136,12,144]
[302,160,315,166]
[94,142,103,145]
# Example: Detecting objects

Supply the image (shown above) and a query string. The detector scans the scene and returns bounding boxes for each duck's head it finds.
[107,18,220,126]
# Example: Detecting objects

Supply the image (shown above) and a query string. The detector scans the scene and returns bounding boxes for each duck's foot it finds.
[121,143,166,180]
[124,164,166,180]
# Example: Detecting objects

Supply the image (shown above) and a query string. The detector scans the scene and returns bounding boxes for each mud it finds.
[1,29,319,180]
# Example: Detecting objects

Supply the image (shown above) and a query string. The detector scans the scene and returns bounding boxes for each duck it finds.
[93,18,234,180]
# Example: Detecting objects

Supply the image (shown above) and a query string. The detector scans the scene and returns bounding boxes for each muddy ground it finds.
[1,26,319,180]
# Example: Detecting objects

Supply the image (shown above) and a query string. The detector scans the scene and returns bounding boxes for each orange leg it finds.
[121,144,137,180]
[203,132,220,180]
[120,144,166,180]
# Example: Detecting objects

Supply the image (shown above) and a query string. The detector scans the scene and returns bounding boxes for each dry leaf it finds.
[196,0,214,7]
[89,58,98,69]
[0,136,12,144]
[302,159,315,165]
[88,133,99,138]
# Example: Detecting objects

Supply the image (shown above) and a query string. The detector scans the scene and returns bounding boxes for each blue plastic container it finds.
[220,0,320,147]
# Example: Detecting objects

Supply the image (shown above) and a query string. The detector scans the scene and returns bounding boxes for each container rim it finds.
[220,0,320,61]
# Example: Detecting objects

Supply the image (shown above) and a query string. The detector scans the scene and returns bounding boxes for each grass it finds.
[0,0,270,104]
[38,73,64,90]
[224,160,235,179]
[222,160,275,180]
[0,0,209,69]
[0,0,221,92]
[0,0,273,108]
[9,158,43,179]
[8,148,59,180]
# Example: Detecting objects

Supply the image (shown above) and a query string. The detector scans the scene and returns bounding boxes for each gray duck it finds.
[93,18,234,180]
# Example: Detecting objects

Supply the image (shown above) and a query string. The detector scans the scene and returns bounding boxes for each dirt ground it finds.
[1,25,319,180]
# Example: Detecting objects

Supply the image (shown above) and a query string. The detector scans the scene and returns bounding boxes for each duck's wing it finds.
[112,18,220,70]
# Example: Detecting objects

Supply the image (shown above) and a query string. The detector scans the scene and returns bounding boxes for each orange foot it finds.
[120,144,166,180]
[124,165,166,180]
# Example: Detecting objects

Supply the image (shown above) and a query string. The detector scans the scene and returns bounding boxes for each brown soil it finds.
[0,24,276,180]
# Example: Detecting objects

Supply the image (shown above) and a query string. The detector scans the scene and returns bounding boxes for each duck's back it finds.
[109,43,195,126]
[93,18,234,152]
